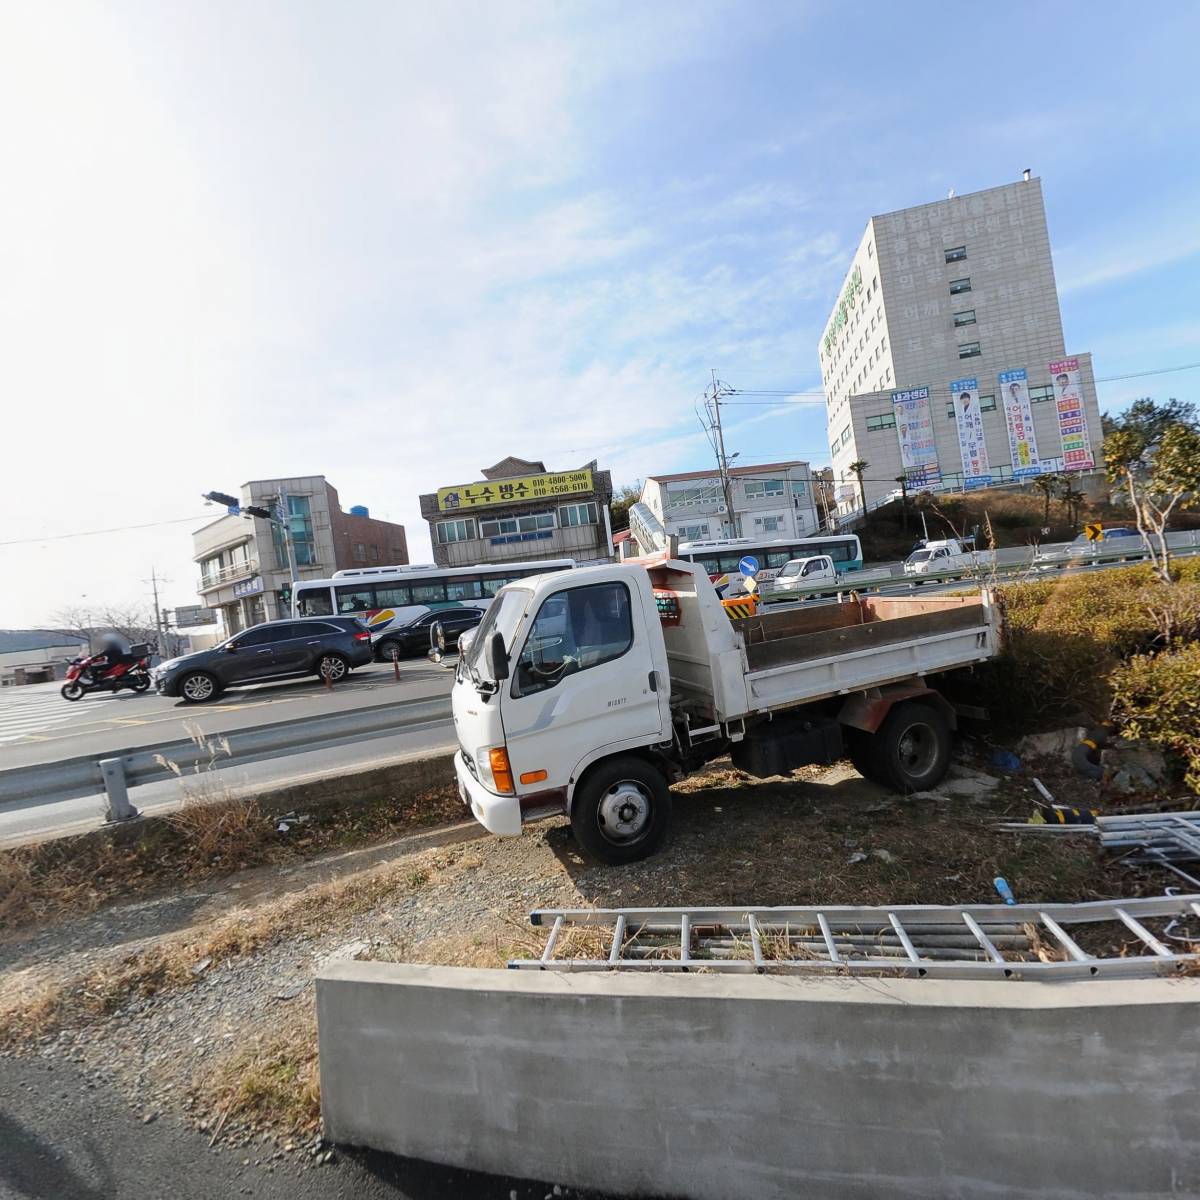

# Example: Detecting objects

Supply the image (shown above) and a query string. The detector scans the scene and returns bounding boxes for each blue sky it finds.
[1,1,1198,625]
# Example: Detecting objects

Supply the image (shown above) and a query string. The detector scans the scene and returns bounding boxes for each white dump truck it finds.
[446,559,1003,864]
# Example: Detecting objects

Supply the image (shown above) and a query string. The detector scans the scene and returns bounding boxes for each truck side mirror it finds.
[487,630,510,681]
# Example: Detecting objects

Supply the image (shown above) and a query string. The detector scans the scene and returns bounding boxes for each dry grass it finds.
[0,781,464,931]
[193,1005,321,1141]
[0,845,461,1049]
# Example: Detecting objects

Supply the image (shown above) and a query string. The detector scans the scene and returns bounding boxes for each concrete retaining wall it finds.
[318,962,1200,1199]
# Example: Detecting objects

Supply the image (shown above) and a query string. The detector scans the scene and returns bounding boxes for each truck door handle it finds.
[648,670,658,693]
[255,648,272,655]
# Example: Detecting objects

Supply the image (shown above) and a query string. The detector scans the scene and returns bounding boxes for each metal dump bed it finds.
[730,591,1001,716]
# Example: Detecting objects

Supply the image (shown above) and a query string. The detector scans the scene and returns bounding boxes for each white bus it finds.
[677,534,865,594]
[292,559,576,659]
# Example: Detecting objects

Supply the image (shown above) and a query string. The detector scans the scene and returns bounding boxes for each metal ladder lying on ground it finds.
[510,897,1200,981]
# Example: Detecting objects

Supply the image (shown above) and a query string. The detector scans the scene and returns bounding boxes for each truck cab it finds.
[772,555,838,593]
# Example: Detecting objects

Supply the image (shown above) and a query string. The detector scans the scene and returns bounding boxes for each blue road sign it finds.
[739,555,760,577]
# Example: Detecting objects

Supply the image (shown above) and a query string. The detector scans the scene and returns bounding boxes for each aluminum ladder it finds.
[509,896,1200,981]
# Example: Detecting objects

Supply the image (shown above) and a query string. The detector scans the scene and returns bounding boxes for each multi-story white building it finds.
[819,175,1105,515]
[639,461,819,543]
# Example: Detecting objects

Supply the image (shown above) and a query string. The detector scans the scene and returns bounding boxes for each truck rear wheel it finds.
[862,701,952,793]
[570,757,672,865]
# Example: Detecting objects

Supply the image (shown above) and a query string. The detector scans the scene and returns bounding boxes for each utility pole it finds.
[706,370,739,538]
[146,567,169,656]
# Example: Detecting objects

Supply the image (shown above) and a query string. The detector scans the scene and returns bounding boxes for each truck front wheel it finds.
[570,757,672,865]
[859,701,951,794]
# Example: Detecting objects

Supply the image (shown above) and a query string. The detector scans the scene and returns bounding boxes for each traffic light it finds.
[204,490,241,515]
[243,505,273,519]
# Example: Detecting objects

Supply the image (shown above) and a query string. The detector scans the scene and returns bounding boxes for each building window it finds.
[995,464,1014,481]
[388,545,403,561]
[753,515,785,533]
[480,512,555,538]
[790,479,807,497]
[944,246,967,263]
[868,241,874,258]
[743,479,785,500]
[949,277,972,295]
[953,309,976,327]
[677,523,709,541]
[664,482,721,508]
[1029,384,1054,403]
[866,412,897,431]
[353,542,366,561]
[840,425,852,446]
[272,494,315,569]
[436,518,476,544]
[201,556,221,585]
[979,393,997,412]
[831,441,840,458]
[958,341,981,359]
[559,502,598,527]
[946,401,956,419]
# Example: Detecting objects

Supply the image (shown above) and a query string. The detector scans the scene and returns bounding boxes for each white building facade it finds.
[640,461,819,543]
[819,176,1105,515]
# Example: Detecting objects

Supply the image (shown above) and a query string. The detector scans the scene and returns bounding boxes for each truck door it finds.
[500,578,668,792]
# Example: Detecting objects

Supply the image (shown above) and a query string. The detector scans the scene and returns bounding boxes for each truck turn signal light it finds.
[489,747,515,794]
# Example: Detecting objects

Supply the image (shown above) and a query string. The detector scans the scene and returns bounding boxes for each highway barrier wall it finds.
[318,962,1200,1200]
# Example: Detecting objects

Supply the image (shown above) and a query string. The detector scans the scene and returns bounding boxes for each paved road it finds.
[0,1055,610,1200]
[0,660,452,768]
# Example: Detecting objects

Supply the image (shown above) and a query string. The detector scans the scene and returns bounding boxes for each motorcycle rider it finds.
[90,632,131,682]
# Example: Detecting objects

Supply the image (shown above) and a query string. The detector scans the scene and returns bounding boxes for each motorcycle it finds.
[61,643,154,701]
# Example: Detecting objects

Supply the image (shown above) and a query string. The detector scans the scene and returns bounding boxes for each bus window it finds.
[335,584,375,613]
[766,550,792,569]
[827,542,852,563]
[695,557,720,576]
[375,585,412,607]
[718,554,744,573]
[411,582,447,604]
[296,587,334,617]
[445,578,483,600]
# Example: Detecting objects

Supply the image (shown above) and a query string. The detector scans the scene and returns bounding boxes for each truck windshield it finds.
[907,549,935,563]
[464,587,530,680]
[778,561,803,578]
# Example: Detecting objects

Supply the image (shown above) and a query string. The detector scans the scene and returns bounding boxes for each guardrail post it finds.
[99,757,139,823]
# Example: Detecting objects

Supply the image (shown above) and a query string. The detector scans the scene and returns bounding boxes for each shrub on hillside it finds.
[981,564,1200,723]
[1111,642,1200,791]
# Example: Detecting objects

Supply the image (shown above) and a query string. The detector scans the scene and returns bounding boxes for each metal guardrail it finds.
[0,693,454,821]
[763,540,1200,604]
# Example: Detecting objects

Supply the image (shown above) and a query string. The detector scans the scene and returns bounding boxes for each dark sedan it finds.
[155,617,374,703]
[374,607,484,661]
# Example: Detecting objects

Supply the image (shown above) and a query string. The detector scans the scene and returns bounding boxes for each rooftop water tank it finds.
[349,504,369,517]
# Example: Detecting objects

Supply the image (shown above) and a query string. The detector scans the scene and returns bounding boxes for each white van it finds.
[772,555,838,593]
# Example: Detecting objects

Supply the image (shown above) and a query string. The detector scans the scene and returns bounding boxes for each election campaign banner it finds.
[892,385,940,488]
[1049,357,1094,471]
[949,376,992,489]
[998,368,1046,479]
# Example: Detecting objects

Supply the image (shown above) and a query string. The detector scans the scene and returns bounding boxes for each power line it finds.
[723,359,1200,403]
[0,515,213,548]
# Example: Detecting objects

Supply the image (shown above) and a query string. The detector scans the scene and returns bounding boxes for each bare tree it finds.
[52,604,159,651]
[1105,401,1200,584]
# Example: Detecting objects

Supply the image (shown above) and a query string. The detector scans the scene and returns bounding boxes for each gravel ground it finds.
[0,749,1174,1196]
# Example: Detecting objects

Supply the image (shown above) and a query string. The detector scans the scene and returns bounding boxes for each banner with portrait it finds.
[891,385,940,488]
[998,368,1045,479]
[1048,357,1094,471]
[949,376,992,489]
